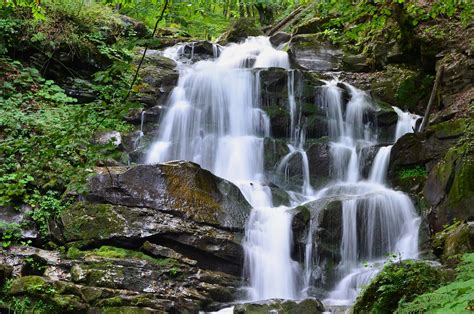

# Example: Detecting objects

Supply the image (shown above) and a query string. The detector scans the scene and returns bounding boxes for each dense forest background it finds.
[0,0,473,313]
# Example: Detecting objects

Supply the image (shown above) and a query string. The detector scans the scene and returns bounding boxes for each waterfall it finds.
[145,36,422,307]
[393,106,421,141]
[145,36,300,301]
[315,81,420,306]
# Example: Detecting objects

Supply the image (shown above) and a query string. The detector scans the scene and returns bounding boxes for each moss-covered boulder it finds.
[353,260,449,313]
[217,18,263,45]
[443,222,474,261]
[233,298,324,314]
[293,17,329,35]
[370,64,432,113]
[134,52,178,107]
[288,34,343,71]
[85,161,251,229]
[423,144,474,231]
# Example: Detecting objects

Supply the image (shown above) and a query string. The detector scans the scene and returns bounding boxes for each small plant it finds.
[398,166,427,179]
[0,223,22,248]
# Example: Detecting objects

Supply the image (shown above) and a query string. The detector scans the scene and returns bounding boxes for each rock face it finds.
[389,118,473,233]
[233,298,325,314]
[217,18,263,45]
[289,34,343,71]
[0,161,253,312]
[133,51,178,107]
[0,246,241,313]
[84,161,250,229]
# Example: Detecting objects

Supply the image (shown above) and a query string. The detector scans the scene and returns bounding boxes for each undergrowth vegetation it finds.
[1,2,138,245]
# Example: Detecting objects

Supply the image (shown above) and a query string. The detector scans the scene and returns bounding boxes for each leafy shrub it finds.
[398,166,427,179]
[396,253,474,313]
[353,259,449,313]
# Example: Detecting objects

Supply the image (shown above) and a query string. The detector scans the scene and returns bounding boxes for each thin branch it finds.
[125,0,169,101]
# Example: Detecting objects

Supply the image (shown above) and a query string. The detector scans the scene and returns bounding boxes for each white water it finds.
[145,37,422,307]
[145,37,300,301]
[315,81,421,306]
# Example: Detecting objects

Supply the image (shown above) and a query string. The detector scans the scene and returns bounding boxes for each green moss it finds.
[87,246,171,267]
[101,306,158,314]
[66,247,86,259]
[61,202,126,241]
[9,276,53,296]
[354,260,449,313]
[430,119,466,139]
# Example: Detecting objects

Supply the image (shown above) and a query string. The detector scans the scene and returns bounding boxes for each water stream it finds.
[145,36,422,308]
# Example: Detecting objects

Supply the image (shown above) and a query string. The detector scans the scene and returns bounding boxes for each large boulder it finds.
[217,18,263,45]
[133,51,178,107]
[233,298,324,314]
[85,161,251,229]
[289,34,343,71]
[0,245,240,312]
[424,145,474,232]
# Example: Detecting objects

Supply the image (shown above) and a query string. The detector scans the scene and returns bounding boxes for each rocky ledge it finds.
[0,161,253,313]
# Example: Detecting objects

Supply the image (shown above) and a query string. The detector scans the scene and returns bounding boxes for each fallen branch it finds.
[419,65,444,132]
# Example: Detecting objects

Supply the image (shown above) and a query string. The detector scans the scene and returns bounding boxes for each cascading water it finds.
[145,36,300,301]
[314,81,421,306]
[145,36,422,309]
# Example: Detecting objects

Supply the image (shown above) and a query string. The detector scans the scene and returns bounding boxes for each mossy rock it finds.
[430,119,466,140]
[9,276,51,296]
[353,260,449,313]
[101,306,160,314]
[371,65,432,113]
[442,222,474,262]
[218,18,263,45]
[234,298,324,314]
[84,162,251,230]
[425,144,474,230]
[61,203,126,241]
[293,17,329,35]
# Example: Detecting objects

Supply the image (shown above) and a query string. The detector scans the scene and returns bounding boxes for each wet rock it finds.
[264,138,289,171]
[424,146,474,231]
[217,18,263,45]
[59,203,244,274]
[175,41,218,62]
[342,53,370,72]
[141,241,197,265]
[85,161,251,229]
[93,131,122,146]
[442,222,474,261]
[315,201,343,266]
[0,245,241,312]
[294,17,328,35]
[133,52,178,107]
[259,68,326,139]
[289,34,343,71]
[0,205,38,240]
[233,298,324,314]
[270,32,291,46]
[307,139,331,179]
[122,130,143,152]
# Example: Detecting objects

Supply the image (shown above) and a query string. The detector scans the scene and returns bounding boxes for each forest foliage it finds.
[0,0,472,244]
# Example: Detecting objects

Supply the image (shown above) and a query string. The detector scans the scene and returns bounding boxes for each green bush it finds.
[396,253,474,313]
[398,166,427,179]
[353,259,449,313]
